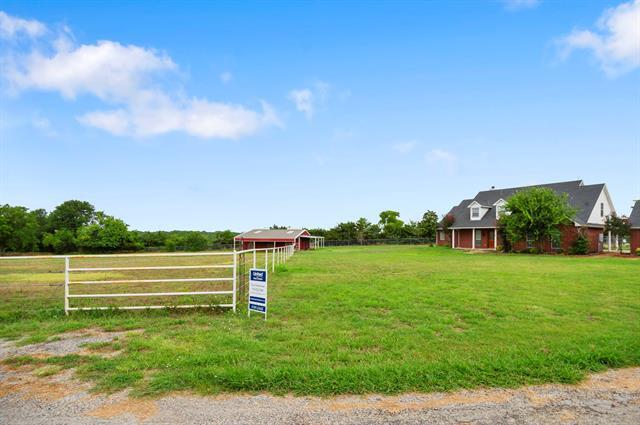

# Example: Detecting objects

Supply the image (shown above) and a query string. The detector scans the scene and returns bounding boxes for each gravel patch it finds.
[0,329,138,359]
[0,364,638,425]
[0,333,638,424]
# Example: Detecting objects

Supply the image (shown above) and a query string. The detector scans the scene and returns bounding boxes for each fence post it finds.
[253,249,257,268]
[64,256,69,315]
[232,251,237,313]
[272,248,275,272]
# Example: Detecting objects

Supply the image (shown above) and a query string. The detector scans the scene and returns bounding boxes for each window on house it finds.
[475,229,482,247]
[600,202,604,217]
[471,207,480,219]
[439,231,445,241]
[496,205,505,218]
[550,236,560,250]
[526,233,534,248]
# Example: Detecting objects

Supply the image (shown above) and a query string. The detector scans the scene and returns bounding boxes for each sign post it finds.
[248,268,267,320]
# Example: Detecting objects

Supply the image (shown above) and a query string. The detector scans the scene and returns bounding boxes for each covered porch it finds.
[451,228,498,250]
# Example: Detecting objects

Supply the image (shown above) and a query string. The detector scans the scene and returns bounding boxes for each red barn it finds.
[234,229,324,251]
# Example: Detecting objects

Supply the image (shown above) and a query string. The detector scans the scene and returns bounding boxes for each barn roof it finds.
[234,229,309,240]
[439,180,610,229]
[629,201,640,229]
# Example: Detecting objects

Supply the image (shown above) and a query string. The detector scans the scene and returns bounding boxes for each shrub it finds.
[636,247,640,256]
[496,245,503,252]
[42,229,76,253]
[569,233,590,255]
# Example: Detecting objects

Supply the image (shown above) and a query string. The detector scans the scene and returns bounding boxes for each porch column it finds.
[616,235,619,251]
[451,229,455,248]
[494,228,498,250]
[608,231,612,251]
[472,229,476,249]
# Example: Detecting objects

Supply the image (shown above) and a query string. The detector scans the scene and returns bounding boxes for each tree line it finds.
[1,201,441,254]
[304,210,439,242]
[0,201,236,254]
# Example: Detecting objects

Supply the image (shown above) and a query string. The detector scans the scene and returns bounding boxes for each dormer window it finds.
[471,207,480,218]
[496,204,505,218]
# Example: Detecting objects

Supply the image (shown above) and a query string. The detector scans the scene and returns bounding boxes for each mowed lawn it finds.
[0,246,638,396]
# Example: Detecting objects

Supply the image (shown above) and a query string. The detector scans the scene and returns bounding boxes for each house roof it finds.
[439,180,609,229]
[629,201,640,228]
[234,229,309,240]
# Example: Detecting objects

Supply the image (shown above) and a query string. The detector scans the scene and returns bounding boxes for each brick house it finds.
[629,201,640,254]
[436,180,616,253]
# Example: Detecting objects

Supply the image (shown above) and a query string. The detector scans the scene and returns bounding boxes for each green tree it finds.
[0,205,40,252]
[500,188,576,252]
[76,212,130,252]
[402,221,420,238]
[354,218,376,242]
[48,200,95,233]
[379,210,404,238]
[326,222,357,240]
[42,229,77,253]
[569,232,591,255]
[604,214,631,253]
[307,228,328,237]
[417,210,439,239]
[212,230,237,245]
[182,232,209,251]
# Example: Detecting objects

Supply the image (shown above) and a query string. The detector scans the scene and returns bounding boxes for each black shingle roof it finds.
[629,201,640,228]
[439,180,608,229]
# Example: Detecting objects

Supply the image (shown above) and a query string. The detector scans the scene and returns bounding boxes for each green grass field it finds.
[0,246,638,396]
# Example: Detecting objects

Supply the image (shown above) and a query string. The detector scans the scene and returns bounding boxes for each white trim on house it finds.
[493,199,506,219]
[587,185,615,225]
[447,226,496,230]
[467,201,491,221]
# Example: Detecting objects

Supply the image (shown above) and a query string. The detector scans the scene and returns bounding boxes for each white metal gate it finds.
[64,251,238,314]
[0,243,299,314]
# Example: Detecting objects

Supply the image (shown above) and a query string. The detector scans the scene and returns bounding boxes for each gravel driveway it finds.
[0,332,638,424]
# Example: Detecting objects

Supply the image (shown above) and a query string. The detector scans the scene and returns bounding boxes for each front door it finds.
[488,229,494,249]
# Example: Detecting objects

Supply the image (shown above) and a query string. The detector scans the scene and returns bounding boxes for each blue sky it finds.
[1,0,639,231]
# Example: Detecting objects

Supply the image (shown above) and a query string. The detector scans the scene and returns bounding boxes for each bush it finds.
[569,233,590,255]
[42,229,76,253]
[496,245,503,252]
[636,248,640,256]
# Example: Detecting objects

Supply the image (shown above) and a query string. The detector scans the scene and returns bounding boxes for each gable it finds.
[585,186,614,226]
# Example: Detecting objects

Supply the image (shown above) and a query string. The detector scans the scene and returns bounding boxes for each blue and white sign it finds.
[248,268,267,319]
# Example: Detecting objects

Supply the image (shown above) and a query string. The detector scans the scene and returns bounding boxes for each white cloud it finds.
[77,93,280,139]
[220,71,233,83]
[502,0,540,11]
[32,115,56,136]
[6,40,176,101]
[77,109,131,136]
[559,0,640,76]
[288,88,314,119]
[288,80,332,120]
[426,149,458,173]
[1,12,280,139]
[392,141,417,154]
[0,11,46,39]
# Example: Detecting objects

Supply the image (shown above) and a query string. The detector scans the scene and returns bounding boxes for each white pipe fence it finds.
[0,243,299,314]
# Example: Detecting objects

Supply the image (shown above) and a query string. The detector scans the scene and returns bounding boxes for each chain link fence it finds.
[324,238,435,246]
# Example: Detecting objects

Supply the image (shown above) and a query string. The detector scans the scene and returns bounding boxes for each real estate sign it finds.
[248,268,267,319]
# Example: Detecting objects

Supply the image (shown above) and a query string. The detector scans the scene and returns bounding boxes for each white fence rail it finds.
[0,244,298,314]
